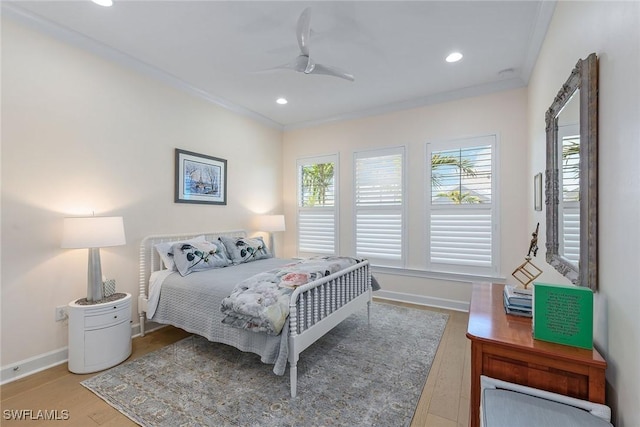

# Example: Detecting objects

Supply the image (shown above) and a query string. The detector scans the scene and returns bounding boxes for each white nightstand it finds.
[68,292,132,374]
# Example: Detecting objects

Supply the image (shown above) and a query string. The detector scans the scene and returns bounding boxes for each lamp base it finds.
[269,234,275,258]
[87,247,104,302]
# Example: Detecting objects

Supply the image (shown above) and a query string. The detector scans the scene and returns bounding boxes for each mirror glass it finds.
[545,53,598,290]
[557,89,580,266]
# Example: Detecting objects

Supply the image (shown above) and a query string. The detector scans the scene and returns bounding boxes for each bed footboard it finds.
[287,259,372,397]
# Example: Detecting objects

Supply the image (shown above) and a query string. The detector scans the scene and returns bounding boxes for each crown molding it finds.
[1,3,284,131]
[520,0,557,83]
[284,77,526,131]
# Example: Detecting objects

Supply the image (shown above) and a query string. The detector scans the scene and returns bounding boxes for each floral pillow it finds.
[154,235,206,271]
[171,240,231,276]
[218,236,271,264]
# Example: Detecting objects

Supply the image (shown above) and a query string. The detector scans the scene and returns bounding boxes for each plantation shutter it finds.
[561,203,580,264]
[354,147,405,267]
[430,209,493,268]
[427,135,498,276]
[297,155,338,255]
[560,132,580,264]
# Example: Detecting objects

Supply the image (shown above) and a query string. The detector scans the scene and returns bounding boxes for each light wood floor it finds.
[0,300,471,426]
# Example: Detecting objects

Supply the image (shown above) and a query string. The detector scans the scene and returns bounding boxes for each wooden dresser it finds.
[466,283,606,427]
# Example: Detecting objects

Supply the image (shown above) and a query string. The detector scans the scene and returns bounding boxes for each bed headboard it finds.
[138,230,246,301]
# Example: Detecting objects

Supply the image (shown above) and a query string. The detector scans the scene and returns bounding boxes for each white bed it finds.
[138,230,373,397]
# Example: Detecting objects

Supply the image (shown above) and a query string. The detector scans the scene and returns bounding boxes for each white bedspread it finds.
[147,269,174,318]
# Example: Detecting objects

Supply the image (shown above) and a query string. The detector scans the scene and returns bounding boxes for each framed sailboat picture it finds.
[175,149,227,205]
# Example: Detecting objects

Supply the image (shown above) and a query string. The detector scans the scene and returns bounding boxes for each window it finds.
[426,135,498,276]
[297,155,338,256]
[354,147,405,267]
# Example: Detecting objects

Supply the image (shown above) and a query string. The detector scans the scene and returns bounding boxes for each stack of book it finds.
[503,285,533,317]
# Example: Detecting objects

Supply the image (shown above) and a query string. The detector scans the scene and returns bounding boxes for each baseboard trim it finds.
[131,320,167,338]
[374,290,469,312]
[1,347,69,385]
[1,325,139,386]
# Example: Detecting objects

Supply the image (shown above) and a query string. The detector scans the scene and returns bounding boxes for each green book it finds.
[532,282,593,349]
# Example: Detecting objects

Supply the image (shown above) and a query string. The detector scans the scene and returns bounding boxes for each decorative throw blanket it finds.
[220,256,360,335]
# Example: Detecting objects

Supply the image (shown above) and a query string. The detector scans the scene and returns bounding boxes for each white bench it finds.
[480,376,612,427]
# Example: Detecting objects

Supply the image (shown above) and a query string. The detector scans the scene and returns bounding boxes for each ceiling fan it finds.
[270,7,355,82]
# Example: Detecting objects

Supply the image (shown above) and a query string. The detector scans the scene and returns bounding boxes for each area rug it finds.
[82,303,448,427]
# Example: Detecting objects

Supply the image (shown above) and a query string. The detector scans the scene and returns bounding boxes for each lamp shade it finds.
[254,214,286,232]
[61,216,126,249]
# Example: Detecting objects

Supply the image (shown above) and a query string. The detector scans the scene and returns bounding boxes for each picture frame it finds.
[175,148,227,205]
[534,172,542,211]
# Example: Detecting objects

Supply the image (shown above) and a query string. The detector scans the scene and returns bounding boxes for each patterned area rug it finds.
[82,303,448,427]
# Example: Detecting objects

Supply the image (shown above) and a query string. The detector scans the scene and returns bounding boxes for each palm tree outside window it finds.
[427,135,499,277]
[296,155,338,256]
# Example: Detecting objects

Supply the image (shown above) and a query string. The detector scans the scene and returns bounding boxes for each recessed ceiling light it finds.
[276,98,288,105]
[446,52,463,63]
[92,0,113,7]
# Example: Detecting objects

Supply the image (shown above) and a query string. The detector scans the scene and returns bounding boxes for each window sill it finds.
[370,265,506,284]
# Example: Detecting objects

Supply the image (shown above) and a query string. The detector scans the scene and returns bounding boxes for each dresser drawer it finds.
[83,297,131,329]
[85,305,129,329]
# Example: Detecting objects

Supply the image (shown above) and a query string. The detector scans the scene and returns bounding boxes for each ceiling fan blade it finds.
[258,7,353,82]
[296,7,312,56]
[260,55,307,73]
[308,63,355,82]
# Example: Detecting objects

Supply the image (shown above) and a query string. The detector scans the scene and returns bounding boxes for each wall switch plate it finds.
[55,305,68,322]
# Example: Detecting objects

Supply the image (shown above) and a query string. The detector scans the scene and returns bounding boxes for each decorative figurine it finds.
[512,223,542,289]
[527,222,539,258]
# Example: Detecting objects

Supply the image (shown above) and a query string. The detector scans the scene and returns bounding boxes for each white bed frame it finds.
[138,230,372,397]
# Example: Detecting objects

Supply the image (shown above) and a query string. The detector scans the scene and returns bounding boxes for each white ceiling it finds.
[3,1,556,130]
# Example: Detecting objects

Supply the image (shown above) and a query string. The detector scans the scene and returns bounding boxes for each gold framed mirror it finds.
[545,53,598,290]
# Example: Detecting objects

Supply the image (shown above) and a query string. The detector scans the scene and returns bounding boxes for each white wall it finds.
[283,88,529,307]
[1,19,283,374]
[527,2,640,425]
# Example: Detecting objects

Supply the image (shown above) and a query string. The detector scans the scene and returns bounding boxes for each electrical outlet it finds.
[55,305,68,322]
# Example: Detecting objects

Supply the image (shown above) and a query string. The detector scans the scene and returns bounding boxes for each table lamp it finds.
[61,216,126,302]
[254,214,285,256]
